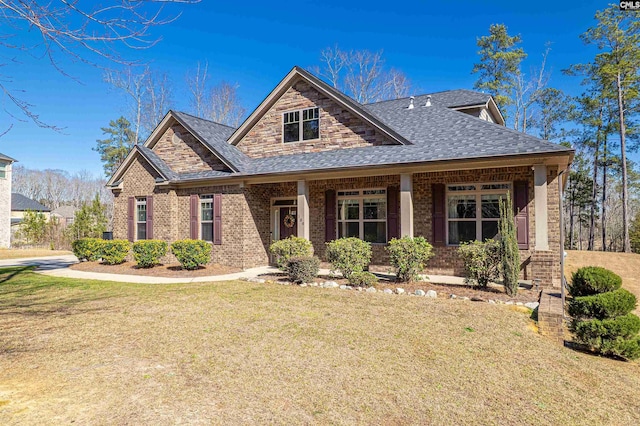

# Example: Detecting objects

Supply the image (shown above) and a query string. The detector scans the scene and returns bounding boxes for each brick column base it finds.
[538,290,565,345]
[530,250,560,289]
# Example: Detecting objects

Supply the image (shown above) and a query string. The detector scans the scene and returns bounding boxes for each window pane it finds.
[137,205,146,222]
[448,195,476,219]
[448,185,476,191]
[201,204,213,221]
[482,184,510,190]
[137,225,146,241]
[284,123,299,142]
[448,221,476,245]
[338,199,359,220]
[481,194,504,219]
[363,189,385,195]
[364,222,386,243]
[302,119,319,140]
[201,223,213,241]
[482,221,499,241]
[338,191,359,196]
[364,198,386,220]
[338,222,359,238]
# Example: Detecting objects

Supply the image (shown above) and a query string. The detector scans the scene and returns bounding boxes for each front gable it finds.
[236,80,399,159]
[152,123,231,174]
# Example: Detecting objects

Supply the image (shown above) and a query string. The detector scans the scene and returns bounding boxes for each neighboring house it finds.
[107,66,573,288]
[11,193,51,242]
[51,205,79,227]
[0,152,16,248]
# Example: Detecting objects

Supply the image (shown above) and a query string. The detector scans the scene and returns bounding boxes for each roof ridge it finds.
[363,89,486,106]
[172,110,238,130]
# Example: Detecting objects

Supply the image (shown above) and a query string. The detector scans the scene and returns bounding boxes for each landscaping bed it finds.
[257,269,539,303]
[70,261,241,277]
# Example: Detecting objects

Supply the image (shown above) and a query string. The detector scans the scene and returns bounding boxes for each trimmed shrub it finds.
[499,193,521,296]
[72,238,104,262]
[348,271,378,287]
[286,256,320,283]
[569,266,622,297]
[457,239,501,288]
[100,239,130,265]
[386,236,433,282]
[568,289,637,320]
[601,336,640,360]
[325,237,372,280]
[571,314,640,345]
[132,240,168,268]
[269,236,313,270]
[171,239,211,270]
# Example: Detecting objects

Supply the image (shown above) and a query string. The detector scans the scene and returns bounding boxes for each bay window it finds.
[337,189,387,243]
[447,183,510,245]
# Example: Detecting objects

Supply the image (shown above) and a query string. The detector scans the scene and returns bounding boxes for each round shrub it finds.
[568,288,637,320]
[569,266,622,297]
[269,236,313,270]
[100,239,130,265]
[325,237,372,280]
[571,314,640,345]
[386,236,433,282]
[348,271,378,287]
[72,238,104,262]
[132,240,168,268]
[171,239,211,270]
[286,256,320,283]
[600,336,640,360]
[457,239,501,288]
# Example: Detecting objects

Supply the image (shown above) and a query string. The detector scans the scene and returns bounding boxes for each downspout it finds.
[558,168,567,317]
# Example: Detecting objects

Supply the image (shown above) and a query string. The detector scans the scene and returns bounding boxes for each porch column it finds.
[400,173,414,237]
[534,165,549,251]
[297,180,310,240]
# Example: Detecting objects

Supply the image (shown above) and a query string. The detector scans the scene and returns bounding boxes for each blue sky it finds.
[0,0,630,175]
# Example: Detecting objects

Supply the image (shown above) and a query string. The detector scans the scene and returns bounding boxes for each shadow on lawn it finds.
[0,266,117,319]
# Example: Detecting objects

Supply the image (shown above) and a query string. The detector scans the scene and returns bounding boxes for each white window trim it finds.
[135,197,147,241]
[445,182,511,246]
[200,194,214,242]
[282,107,320,143]
[336,188,387,244]
[0,163,6,180]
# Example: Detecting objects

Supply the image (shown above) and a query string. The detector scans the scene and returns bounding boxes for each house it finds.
[10,193,51,242]
[51,205,79,227]
[0,152,16,248]
[107,66,573,288]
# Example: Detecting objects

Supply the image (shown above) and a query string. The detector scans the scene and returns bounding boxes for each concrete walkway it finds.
[0,254,469,285]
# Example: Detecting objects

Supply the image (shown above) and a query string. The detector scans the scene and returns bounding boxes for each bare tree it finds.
[104,67,149,143]
[208,82,246,127]
[186,61,210,117]
[142,70,174,135]
[313,46,411,103]
[513,45,551,133]
[0,0,199,135]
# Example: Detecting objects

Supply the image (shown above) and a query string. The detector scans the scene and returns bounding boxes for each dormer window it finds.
[283,107,319,142]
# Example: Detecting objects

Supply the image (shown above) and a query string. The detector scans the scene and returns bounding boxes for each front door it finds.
[279,206,297,239]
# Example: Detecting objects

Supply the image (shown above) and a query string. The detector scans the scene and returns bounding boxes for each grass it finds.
[565,250,640,315]
[0,267,639,424]
[0,248,71,260]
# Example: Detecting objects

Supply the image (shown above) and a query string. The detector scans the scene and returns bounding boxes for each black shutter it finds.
[325,189,336,242]
[432,184,446,246]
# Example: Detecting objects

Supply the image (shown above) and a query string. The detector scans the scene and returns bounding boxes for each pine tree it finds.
[472,24,527,122]
[499,192,520,296]
[94,116,137,177]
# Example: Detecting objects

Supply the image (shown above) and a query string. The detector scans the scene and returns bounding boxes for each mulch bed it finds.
[70,261,241,278]
[258,270,539,303]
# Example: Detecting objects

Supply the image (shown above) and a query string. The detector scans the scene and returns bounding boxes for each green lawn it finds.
[0,267,639,425]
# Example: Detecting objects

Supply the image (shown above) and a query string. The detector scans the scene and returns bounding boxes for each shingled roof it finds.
[0,152,16,163]
[11,193,50,212]
[114,67,572,185]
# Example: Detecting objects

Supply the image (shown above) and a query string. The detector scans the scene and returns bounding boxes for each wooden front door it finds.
[279,207,297,239]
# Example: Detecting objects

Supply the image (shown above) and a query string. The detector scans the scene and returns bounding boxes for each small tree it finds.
[17,210,47,246]
[69,194,108,240]
[499,193,521,296]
